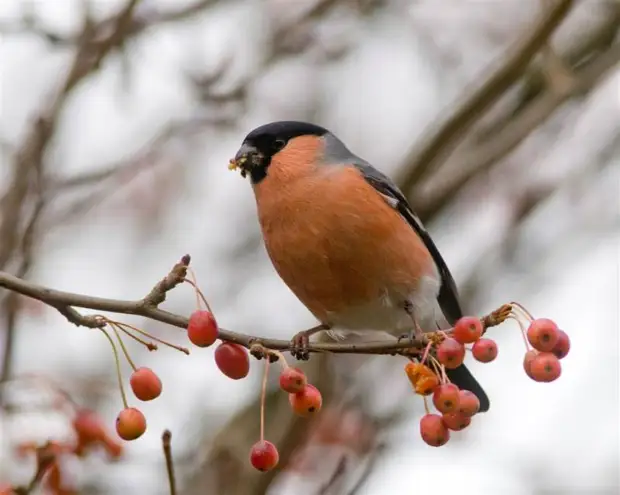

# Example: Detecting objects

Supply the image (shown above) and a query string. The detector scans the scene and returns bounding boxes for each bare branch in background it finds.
[412,40,620,221]
[396,0,574,192]
[0,0,142,401]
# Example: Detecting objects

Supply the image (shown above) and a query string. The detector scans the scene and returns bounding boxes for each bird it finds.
[230,120,490,412]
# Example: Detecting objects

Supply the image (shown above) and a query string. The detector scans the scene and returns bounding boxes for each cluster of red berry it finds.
[406,305,570,448]
[186,300,324,473]
[9,406,123,494]
[249,364,323,472]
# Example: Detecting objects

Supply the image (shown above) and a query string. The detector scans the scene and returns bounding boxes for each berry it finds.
[432,383,460,413]
[472,338,498,363]
[249,440,279,471]
[187,310,219,347]
[523,349,538,379]
[416,374,440,395]
[551,330,570,359]
[215,342,250,380]
[529,352,562,382]
[116,408,147,441]
[453,316,483,344]
[289,384,322,417]
[442,412,472,431]
[436,338,465,369]
[457,390,480,417]
[279,367,307,393]
[419,414,450,447]
[130,367,162,401]
[72,409,106,444]
[527,318,559,352]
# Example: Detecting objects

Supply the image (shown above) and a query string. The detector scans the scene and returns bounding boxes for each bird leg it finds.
[398,300,425,346]
[290,323,330,361]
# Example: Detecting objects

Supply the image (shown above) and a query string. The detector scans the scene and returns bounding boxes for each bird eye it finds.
[272,139,286,151]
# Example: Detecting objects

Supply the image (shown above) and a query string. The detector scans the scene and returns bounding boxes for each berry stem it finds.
[110,320,190,355]
[508,315,531,351]
[98,327,129,409]
[420,342,433,365]
[109,323,138,372]
[423,395,430,415]
[260,358,270,442]
[429,355,448,383]
[268,349,289,369]
[183,275,214,314]
[97,315,158,351]
[510,302,534,322]
[185,267,203,311]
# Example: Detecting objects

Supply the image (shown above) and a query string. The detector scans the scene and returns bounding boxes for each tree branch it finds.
[0,257,510,356]
[396,0,574,193]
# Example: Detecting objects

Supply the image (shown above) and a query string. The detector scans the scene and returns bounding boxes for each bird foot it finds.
[289,324,328,361]
[397,326,425,347]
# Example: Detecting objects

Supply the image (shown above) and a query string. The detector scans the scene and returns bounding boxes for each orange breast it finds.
[254,161,435,323]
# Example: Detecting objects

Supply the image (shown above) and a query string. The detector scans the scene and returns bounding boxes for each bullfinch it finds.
[230,121,489,412]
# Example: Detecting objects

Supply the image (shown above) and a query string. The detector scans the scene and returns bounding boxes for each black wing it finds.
[351,160,490,412]
[353,161,463,325]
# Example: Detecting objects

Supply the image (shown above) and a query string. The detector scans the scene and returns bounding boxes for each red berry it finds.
[72,409,106,444]
[453,316,483,344]
[116,408,146,441]
[419,413,450,447]
[472,338,498,363]
[457,390,480,417]
[249,440,279,471]
[527,318,559,352]
[529,352,562,382]
[279,367,307,394]
[436,338,465,369]
[187,310,219,347]
[432,383,460,413]
[551,330,570,359]
[289,384,322,417]
[215,342,250,380]
[442,412,472,431]
[130,367,162,401]
[523,349,538,379]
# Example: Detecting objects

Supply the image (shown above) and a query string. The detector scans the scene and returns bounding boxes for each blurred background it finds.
[0,0,619,493]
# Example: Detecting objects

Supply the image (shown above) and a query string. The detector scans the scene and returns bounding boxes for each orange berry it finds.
[527,318,560,352]
[529,352,562,382]
[116,408,147,441]
[130,367,162,401]
[249,440,279,471]
[215,342,250,380]
[289,384,322,417]
[0,483,12,495]
[415,374,440,396]
[442,412,472,431]
[436,338,465,369]
[187,310,219,347]
[432,383,460,413]
[453,316,483,344]
[419,414,450,447]
[279,367,307,394]
[551,329,570,359]
[472,338,498,363]
[457,390,480,417]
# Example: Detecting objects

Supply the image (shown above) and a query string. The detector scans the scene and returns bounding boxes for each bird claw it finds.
[290,331,311,361]
[397,327,425,347]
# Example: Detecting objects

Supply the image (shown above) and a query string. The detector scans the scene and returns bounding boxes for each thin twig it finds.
[162,430,177,495]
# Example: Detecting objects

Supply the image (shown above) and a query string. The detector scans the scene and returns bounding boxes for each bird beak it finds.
[228,143,260,178]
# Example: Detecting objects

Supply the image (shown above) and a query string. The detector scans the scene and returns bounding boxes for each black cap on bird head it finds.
[229,121,329,183]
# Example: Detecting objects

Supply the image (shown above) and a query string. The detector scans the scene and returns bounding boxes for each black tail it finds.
[446,364,490,413]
